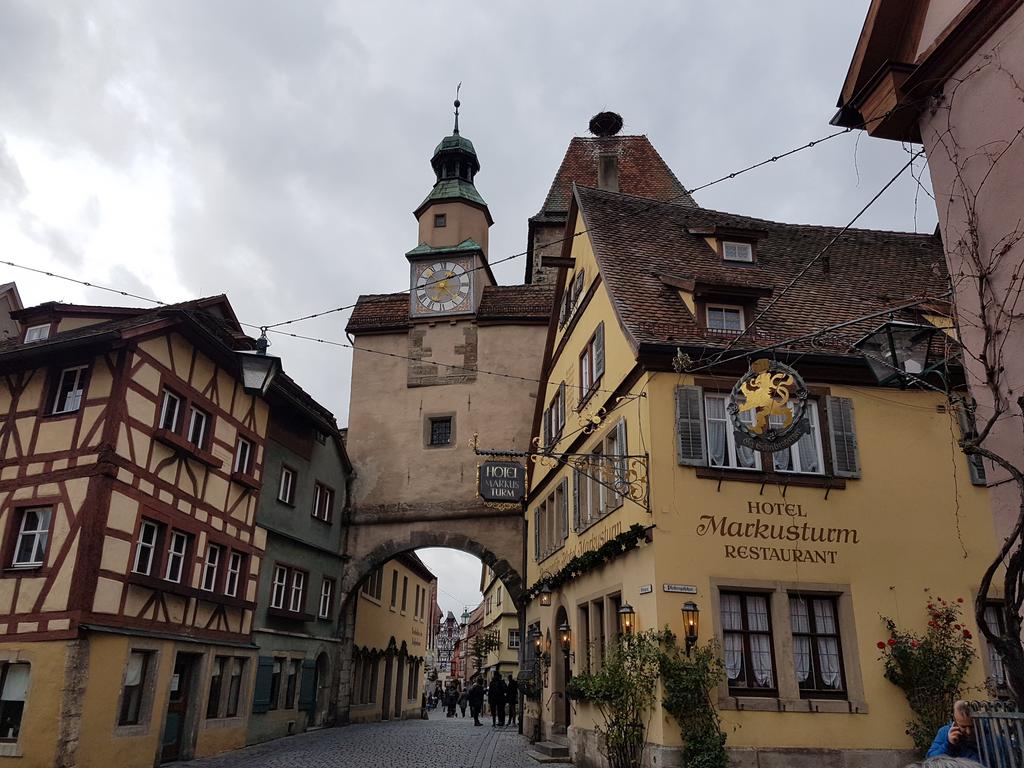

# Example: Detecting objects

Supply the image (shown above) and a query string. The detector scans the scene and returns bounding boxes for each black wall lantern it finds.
[557,621,573,659]
[853,321,939,387]
[238,329,281,396]
[681,601,700,656]
[617,602,636,636]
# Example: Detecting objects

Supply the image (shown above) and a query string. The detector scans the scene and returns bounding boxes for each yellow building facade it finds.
[523,184,1002,766]
[478,565,520,681]
[0,298,268,767]
[349,552,435,723]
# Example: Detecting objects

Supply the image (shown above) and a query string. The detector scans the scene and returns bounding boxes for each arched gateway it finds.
[338,102,553,721]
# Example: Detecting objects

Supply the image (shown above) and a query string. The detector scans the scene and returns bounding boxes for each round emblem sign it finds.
[728,359,810,452]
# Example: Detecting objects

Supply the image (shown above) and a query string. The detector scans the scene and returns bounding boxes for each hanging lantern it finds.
[854,321,938,387]
[617,602,636,636]
[681,601,700,656]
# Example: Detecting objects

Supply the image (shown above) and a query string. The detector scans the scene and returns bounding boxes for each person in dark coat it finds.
[468,677,485,726]
[488,671,506,726]
[458,687,469,718]
[505,673,519,727]
[445,683,458,717]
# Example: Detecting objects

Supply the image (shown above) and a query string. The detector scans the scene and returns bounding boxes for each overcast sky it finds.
[0,1,936,617]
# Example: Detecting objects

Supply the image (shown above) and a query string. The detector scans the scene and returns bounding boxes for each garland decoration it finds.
[525,523,650,601]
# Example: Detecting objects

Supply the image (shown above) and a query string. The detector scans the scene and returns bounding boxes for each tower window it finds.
[434,214,447,228]
[429,417,452,446]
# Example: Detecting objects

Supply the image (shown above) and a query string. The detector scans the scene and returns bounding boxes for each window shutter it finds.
[558,382,566,437]
[252,656,275,714]
[298,659,317,712]
[574,271,584,303]
[561,478,569,540]
[534,509,541,561]
[826,396,861,478]
[572,469,581,531]
[956,404,987,486]
[594,322,605,381]
[542,407,551,449]
[675,386,707,466]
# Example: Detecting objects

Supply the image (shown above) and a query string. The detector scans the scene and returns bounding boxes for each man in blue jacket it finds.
[926,700,983,760]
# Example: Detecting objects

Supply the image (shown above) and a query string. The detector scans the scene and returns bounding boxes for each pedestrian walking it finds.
[458,687,469,718]
[505,673,519,727]
[468,677,485,726]
[445,683,458,718]
[488,671,506,727]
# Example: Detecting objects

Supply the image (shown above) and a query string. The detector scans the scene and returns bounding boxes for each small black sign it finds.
[479,461,526,503]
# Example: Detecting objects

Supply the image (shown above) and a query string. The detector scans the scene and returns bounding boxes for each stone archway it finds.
[335,513,526,724]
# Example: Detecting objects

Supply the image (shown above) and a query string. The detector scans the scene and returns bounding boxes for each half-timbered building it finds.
[0,296,270,766]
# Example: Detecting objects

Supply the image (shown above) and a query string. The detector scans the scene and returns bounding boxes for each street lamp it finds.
[557,621,573,660]
[853,321,938,387]
[539,582,553,607]
[681,601,700,656]
[238,329,281,396]
[617,602,636,636]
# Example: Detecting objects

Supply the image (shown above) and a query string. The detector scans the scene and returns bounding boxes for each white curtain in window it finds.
[706,397,727,467]
[724,633,744,682]
[124,652,146,687]
[736,409,758,468]
[746,595,769,632]
[789,597,810,633]
[984,606,1007,685]
[721,594,743,630]
[770,414,792,471]
[817,637,841,688]
[796,431,819,472]
[793,636,811,683]
[813,599,837,634]
[1,664,30,701]
[749,635,774,687]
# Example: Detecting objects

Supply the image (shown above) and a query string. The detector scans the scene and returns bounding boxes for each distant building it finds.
[247,374,353,743]
[348,553,435,722]
[478,564,519,681]
[434,610,460,677]
[0,282,23,341]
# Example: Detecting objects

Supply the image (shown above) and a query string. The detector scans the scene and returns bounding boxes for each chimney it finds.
[598,153,619,192]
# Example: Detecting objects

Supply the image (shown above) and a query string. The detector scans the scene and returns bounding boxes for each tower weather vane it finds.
[453,82,462,134]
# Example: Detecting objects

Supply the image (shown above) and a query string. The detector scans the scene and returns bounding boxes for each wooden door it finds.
[161,654,196,763]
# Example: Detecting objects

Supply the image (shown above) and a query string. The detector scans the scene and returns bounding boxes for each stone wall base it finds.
[567,726,917,768]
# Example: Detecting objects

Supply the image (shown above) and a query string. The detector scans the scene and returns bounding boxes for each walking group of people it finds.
[426,671,520,728]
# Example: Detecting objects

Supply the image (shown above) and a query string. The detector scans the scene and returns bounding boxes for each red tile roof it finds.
[574,185,951,359]
[346,285,554,334]
[536,136,696,217]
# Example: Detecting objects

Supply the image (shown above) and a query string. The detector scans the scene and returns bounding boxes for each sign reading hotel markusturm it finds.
[728,359,810,452]
[478,461,526,503]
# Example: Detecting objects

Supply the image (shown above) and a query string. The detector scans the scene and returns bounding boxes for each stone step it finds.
[533,740,571,758]
[548,734,568,747]
[526,748,571,764]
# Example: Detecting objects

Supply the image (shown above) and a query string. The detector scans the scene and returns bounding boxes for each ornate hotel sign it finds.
[478,461,526,505]
[728,358,810,452]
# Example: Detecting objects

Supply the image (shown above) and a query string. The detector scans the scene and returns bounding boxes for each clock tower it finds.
[408,98,495,319]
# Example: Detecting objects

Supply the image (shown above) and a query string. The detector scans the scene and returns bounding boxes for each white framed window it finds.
[270,566,288,609]
[52,366,87,414]
[233,437,252,474]
[12,507,52,567]
[200,543,222,592]
[771,401,825,475]
[132,520,160,575]
[723,241,754,262]
[159,390,181,431]
[164,531,188,583]
[508,628,520,649]
[25,324,50,343]
[225,552,243,598]
[289,571,305,613]
[187,406,208,448]
[0,662,30,741]
[704,393,761,470]
[319,579,334,619]
[706,305,745,333]
[312,483,333,521]
[278,466,295,504]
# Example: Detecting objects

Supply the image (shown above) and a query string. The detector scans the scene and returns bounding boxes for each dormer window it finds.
[434,214,447,228]
[25,324,50,343]
[706,304,745,333]
[722,241,754,263]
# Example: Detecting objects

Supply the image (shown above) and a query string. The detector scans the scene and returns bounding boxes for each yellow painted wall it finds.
[481,568,519,673]
[354,557,433,656]
[0,640,67,767]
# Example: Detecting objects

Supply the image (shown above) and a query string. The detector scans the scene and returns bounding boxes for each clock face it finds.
[414,260,472,314]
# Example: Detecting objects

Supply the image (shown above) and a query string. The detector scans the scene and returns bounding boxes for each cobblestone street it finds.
[178,710,568,768]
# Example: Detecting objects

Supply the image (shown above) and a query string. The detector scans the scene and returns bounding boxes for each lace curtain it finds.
[746,596,773,687]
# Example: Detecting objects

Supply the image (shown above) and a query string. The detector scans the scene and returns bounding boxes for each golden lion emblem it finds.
[736,361,795,435]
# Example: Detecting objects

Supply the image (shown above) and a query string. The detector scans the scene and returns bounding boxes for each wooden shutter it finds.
[298,659,317,712]
[572,468,582,531]
[557,382,566,437]
[574,271,584,303]
[615,419,628,504]
[826,396,861,478]
[561,478,569,540]
[534,508,541,561]
[542,407,551,449]
[956,405,987,486]
[593,322,606,381]
[252,656,275,714]
[675,386,707,466]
